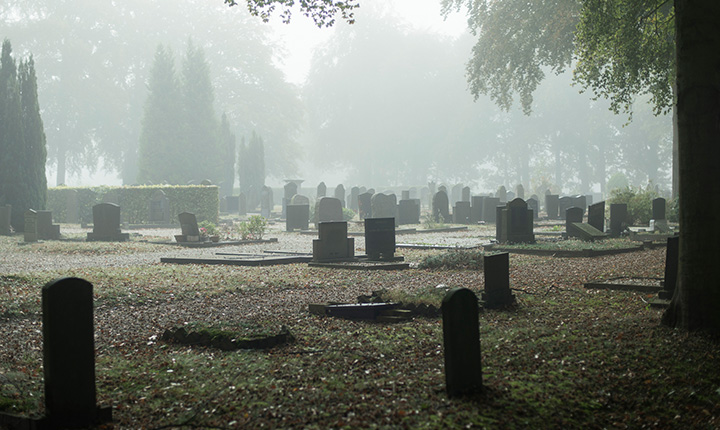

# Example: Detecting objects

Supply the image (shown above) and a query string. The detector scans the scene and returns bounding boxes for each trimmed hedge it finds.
[47,185,219,224]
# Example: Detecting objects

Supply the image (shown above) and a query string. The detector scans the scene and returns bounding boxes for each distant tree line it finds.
[0,39,47,231]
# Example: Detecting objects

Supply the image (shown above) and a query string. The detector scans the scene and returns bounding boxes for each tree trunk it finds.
[662,0,720,333]
[672,86,679,200]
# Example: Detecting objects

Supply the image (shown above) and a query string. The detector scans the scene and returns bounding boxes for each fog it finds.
[0,0,672,197]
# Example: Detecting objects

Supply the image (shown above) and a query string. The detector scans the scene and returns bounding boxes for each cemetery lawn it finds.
[1,235,719,429]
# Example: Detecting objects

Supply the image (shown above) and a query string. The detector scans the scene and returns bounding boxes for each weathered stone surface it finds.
[442,287,483,397]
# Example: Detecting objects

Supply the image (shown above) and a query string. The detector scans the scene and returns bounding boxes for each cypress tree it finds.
[19,56,48,214]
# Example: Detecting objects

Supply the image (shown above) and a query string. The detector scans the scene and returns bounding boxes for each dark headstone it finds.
[87,203,128,241]
[397,199,420,225]
[567,222,607,242]
[526,197,539,220]
[545,194,559,219]
[365,217,396,260]
[558,196,573,220]
[460,187,470,202]
[453,201,471,224]
[37,210,61,240]
[652,197,667,220]
[432,191,450,223]
[482,252,515,308]
[312,221,354,261]
[148,190,170,224]
[24,209,38,243]
[482,197,500,223]
[358,192,373,220]
[0,204,10,235]
[565,206,584,237]
[505,198,534,243]
[442,288,483,397]
[42,278,102,427]
[587,201,605,232]
[496,205,506,243]
[609,203,628,238]
[572,195,587,212]
[286,204,310,232]
[470,196,484,223]
[178,212,201,242]
[659,236,679,300]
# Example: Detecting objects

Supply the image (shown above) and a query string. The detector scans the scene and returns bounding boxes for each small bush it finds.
[421,213,445,230]
[342,207,356,221]
[608,185,662,225]
[237,215,267,240]
[198,220,219,236]
[418,249,484,270]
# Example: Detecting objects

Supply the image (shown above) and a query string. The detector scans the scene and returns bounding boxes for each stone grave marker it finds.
[471,196,484,223]
[350,186,360,212]
[526,197,539,220]
[37,210,61,240]
[451,184,463,205]
[545,194,559,219]
[0,204,11,235]
[290,194,310,206]
[397,199,420,225]
[567,222,607,242]
[482,252,515,308]
[286,204,310,232]
[587,201,605,232]
[453,201,471,224]
[148,190,170,224]
[432,190,451,223]
[651,197,669,232]
[313,221,354,261]
[66,189,79,223]
[87,203,129,242]
[225,195,240,213]
[371,193,397,223]
[609,203,628,238]
[558,196,573,220]
[178,212,201,242]
[358,192,373,220]
[565,206,584,229]
[334,184,346,208]
[516,184,525,200]
[261,186,273,218]
[481,197,500,223]
[506,191,515,201]
[442,287,483,397]
[401,190,410,201]
[364,217,396,260]
[24,209,38,242]
[462,186,471,202]
[316,181,327,199]
[505,198,535,243]
[282,182,298,218]
[238,193,247,215]
[42,277,110,427]
[572,195,587,212]
[658,236,679,300]
[496,205,507,243]
[316,197,344,225]
[496,185,507,203]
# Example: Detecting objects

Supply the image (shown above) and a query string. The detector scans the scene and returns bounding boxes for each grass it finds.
[495,237,639,251]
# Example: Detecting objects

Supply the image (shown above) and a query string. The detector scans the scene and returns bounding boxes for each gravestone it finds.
[261,186,273,218]
[567,222,607,242]
[286,204,310,232]
[572,195,587,212]
[482,252,514,308]
[516,184,525,200]
[409,187,418,199]
[397,199,421,225]
[545,194,559,219]
[316,182,327,199]
[37,211,61,240]
[506,191,515,201]
[496,185,507,203]
[350,187,360,212]
[401,190,410,201]
[496,205,507,243]
[334,184,346,208]
[565,206,584,236]
[442,288,482,397]
[526,197,539,220]
[282,182,298,218]
[471,196,484,223]
[313,221,354,261]
[290,194,310,206]
[587,201,605,232]
[42,278,109,427]
[658,236,679,300]
[224,195,240,213]
[505,198,534,243]
[87,203,129,241]
[364,217,396,260]
[451,184,463,205]
[24,210,38,243]
[558,196,573,220]
[178,212,201,242]
[461,186,471,202]
[316,197,344,224]
[432,190,450,223]
[371,193,397,223]
[148,190,171,224]
[420,187,430,210]
[238,193,247,216]
[66,190,79,223]
[453,201,471,224]
[358,192,373,220]
[0,204,11,235]
[652,197,666,220]
[482,197,500,223]
[609,203,628,238]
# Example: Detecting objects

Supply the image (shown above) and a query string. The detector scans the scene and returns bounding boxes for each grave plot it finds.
[161,250,311,266]
[162,325,295,350]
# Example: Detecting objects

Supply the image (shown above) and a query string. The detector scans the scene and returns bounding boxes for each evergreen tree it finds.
[137,45,182,184]
[218,112,236,197]
[0,40,47,231]
[237,131,265,210]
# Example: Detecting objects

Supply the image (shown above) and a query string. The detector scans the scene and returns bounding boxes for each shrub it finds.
[237,215,267,240]
[421,213,445,230]
[608,185,662,225]
[418,249,484,270]
[198,220,219,236]
[342,207,356,221]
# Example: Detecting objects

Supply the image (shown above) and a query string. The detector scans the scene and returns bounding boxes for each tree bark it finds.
[662,0,720,333]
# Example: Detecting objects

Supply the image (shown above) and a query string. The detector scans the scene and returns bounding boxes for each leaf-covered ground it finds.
[0,226,718,429]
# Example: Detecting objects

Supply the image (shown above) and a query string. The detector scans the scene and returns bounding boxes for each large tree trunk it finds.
[662,0,720,333]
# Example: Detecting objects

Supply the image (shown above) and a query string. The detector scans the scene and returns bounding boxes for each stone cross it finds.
[442,287,483,397]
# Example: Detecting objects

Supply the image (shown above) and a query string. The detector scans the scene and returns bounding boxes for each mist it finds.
[0,0,672,197]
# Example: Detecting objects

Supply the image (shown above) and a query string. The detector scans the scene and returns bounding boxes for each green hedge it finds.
[47,185,219,224]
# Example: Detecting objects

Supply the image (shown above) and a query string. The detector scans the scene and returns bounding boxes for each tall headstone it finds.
[545,194,559,219]
[587,201,605,232]
[470,196,484,223]
[565,206,584,237]
[526,197,539,220]
[238,193,247,216]
[350,187,360,212]
[0,204,11,235]
[397,199,420,225]
[37,211,61,240]
[451,184,463,205]
[558,196,573,220]
[87,203,129,242]
[482,252,515,308]
[442,288,483,397]
[482,197,500,223]
[652,197,667,220]
[371,193,397,222]
[282,182,298,218]
[286,204,310,232]
[505,198,535,243]
[316,182,327,199]
[453,201,471,224]
[66,190,79,224]
[358,192,373,220]
[496,185,507,203]
[516,184,525,200]
[24,210,38,243]
[261,186,273,218]
[42,278,107,427]
[461,186,471,202]
[609,203,628,238]
[316,197,344,224]
[432,190,450,223]
[658,236,679,300]
[334,184,346,208]
[364,217,396,260]
[312,221,354,261]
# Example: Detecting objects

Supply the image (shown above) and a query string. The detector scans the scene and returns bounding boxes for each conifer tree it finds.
[219,112,236,197]
[237,131,265,209]
[19,56,48,214]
